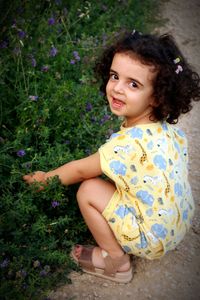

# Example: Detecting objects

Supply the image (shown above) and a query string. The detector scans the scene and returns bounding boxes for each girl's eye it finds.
[110,74,118,80]
[130,81,138,88]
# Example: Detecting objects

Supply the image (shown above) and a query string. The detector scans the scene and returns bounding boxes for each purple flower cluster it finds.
[41,65,49,72]
[73,51,80,61]
[49,46,58,57]
[40,269,47,277]
[51,201,60,208]
[0,40,9,49]
[17,149,26,157]
[40,265,50,277]
[48,17,55,26]
[70,50,80,64]
[99,114,110,125]
[31,57,37,67]
[86,102,93,112]
[0,258,9,268]
[18,30,26,39]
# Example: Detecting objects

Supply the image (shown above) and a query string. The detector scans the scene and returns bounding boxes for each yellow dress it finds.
[98,121,194,260]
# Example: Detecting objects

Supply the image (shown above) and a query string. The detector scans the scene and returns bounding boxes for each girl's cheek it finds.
[106,82,111,93]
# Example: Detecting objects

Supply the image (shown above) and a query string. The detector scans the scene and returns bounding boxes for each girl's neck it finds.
[123,111,157,128]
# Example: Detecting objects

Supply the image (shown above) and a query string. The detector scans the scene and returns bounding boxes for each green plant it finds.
[0,0,161,298]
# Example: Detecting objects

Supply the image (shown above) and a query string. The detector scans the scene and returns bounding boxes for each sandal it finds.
[70,245,133,283]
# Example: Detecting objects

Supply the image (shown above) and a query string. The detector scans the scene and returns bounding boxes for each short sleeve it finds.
[98,131,134,185]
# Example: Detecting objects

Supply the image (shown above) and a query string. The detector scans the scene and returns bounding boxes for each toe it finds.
[74,245,82,259]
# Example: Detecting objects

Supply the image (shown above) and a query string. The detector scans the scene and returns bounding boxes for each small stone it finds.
[102,282,109,287]
[94,291,98,297]
[126,291,132,297]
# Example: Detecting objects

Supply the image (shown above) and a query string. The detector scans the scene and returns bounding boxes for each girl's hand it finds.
[23,171,47,190]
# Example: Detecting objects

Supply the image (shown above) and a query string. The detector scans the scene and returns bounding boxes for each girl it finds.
[23,31,200,283]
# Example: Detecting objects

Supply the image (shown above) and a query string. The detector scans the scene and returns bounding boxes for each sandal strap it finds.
[74,246,130,278]
[102,250,130,277]
[78,246,95,272]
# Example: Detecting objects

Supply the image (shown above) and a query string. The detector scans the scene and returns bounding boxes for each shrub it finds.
[0,0,160,298]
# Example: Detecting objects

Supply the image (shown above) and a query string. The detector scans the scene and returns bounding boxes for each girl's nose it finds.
[113,81,124,94]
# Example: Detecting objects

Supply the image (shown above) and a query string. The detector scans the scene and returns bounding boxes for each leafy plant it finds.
[0,0,161,298]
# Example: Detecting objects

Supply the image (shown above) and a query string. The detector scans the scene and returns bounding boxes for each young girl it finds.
[23,31,200,283]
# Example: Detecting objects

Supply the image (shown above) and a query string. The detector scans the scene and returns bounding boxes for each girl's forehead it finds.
[111,52,156,82]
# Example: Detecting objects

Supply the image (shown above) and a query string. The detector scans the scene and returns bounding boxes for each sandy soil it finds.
[49,1,200,299]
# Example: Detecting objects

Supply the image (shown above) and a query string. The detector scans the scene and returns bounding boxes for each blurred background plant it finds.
[0,0,160,298]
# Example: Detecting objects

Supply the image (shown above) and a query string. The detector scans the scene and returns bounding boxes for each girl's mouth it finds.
[111,97,125,109]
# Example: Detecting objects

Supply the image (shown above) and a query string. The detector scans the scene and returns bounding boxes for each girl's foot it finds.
[73,245,131,272]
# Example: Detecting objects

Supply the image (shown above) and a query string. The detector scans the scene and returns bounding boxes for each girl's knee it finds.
[76,178,99,202]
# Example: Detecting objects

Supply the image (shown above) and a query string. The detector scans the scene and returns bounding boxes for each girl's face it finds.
[106,52,157,127]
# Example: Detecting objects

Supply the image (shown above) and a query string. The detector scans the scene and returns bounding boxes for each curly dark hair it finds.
[94,31,200,124]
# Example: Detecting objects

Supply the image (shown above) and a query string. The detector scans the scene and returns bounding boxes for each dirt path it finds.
[50,1,200,299]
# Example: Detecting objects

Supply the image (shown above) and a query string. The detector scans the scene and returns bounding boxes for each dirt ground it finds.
[49,0,200,299]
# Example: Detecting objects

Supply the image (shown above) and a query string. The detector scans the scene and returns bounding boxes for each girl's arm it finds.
[23,152,102,187]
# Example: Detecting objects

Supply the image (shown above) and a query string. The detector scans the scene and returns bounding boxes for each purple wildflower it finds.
[49,46,58,57]
[17,149,26,157]
[40,269,47,277]
[18,30,26,39]
[29,95,39,101]
[73,51,78,57]
[64,140,70,144]
[70,59,75,65]
[86,102,93,112]
[48,17,55,25]
[0,258,9,268]
[99,114,110,125]
[40,265,50,277]
[31,57,37,67]
[73,50,80,61]
[0,40,8,49]
[51,201,60,208]
[41,65,49,72]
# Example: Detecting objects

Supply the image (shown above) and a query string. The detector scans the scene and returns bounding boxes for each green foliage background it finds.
[0,0,160,299]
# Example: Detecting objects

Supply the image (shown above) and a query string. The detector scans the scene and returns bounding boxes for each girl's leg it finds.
[75,178,130,272]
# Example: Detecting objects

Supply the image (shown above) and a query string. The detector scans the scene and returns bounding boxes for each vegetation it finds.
[0,0,160,298]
